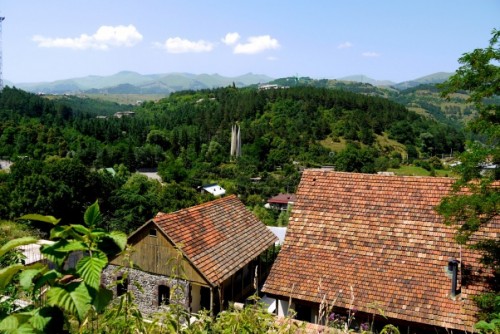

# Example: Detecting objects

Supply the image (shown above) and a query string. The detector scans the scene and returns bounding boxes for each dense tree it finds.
[437,29,499,327]
[333,143,378,173]
[107,173,161,233]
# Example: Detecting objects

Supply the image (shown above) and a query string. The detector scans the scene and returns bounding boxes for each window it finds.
[243,265,251,287]
[149,228,157,237]
[117,276,128,296]
[295,303,312,322]
[200,286,211,310]
[158,285,170,306]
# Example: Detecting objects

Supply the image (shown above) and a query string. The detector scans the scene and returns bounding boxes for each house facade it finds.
[266,193,296,211]
[103,195,277,315]
[262,170,499,333]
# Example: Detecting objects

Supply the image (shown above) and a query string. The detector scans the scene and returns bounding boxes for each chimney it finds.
[447,258,460,297]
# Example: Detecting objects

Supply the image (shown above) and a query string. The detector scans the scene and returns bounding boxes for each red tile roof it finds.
[267,193,297,204]
[153,195,277,286]
[262,170,499,331]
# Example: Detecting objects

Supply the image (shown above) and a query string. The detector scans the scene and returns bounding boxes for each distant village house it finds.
[265,193,296,211]
[113,111,135,118]
[200,184,226,197]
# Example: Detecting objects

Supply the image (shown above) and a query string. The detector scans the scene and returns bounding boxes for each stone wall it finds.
[102,264,190,316]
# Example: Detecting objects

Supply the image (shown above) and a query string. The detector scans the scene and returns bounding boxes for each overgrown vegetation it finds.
[0,202,127,333]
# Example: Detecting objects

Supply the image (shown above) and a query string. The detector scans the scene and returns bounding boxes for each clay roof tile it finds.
[262,170,499,331]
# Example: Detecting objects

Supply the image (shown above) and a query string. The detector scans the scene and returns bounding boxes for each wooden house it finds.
[262,170,499,333]
[103,195,277,315]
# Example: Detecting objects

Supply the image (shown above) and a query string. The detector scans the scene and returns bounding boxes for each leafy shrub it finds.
[428,156,444,170]
[414,159,432,171]
[0,202,127,333]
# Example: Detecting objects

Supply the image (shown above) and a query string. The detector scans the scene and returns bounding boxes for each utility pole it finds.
[0,16,5,90]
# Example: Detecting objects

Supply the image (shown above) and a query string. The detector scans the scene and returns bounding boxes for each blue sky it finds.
[2,0,499,83]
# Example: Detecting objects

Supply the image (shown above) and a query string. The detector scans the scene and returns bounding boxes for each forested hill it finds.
[143,85,464,159]
[266,77,475,127]
[0,85,464,170]
[0,85,464,232]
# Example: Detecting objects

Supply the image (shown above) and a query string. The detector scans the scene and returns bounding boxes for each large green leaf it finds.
[39,245,67,268]
[0,237,38,258]
[92,286,113,313]
[70,224,91,236]
[108,231,127,251]
[0,264,25,290]
[17,214,60,225]
[96,230,128,258]
[76,251,107,289]
[49,225,84,241]
[41,240,87,267]
[49,240,87,253]
[47,282,92,322]
[28,310,51,331]
[0,313,33,334]
[84,201,102,227]
[33,270,61,291]
[19,264,46,290]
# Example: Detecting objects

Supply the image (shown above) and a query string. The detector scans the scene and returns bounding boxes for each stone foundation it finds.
[102,264,190,316]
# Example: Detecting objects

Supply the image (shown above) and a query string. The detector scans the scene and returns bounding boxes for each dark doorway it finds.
[200,286,211,310]
[158,285,170,306]
[117,276,128,296]
[295,303,312,322]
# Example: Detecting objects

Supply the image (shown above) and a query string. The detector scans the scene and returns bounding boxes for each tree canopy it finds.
[437,28,500,328]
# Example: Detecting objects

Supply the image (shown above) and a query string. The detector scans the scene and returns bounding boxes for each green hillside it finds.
[268,76,476,126]
[393,72,453,90]
[0,85,464,232]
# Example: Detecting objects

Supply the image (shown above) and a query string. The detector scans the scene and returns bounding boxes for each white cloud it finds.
[233,35,280,54]
[155,37,214,53]
[362,51,380,57]
[32,25,143,50]
[221,32,240,45]
[338,41,353,49]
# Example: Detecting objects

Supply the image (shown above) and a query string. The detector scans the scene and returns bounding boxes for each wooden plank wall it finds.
[110,223,208,286]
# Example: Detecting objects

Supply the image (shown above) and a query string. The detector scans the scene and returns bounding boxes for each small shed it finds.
[17,240,54,265]
[201,184,226,197]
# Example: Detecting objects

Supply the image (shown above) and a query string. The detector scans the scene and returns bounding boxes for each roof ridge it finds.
[155,194,238,219]
[303,169,457,181]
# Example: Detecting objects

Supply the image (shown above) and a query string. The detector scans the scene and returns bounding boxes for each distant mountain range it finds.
[337,72,453,89]
[6,71,453,95]
[8,71,274,95]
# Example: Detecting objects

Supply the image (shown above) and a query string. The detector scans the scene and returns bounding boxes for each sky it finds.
[2,0,499,84]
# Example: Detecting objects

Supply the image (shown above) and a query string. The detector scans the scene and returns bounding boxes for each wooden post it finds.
[210,287,214,316]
